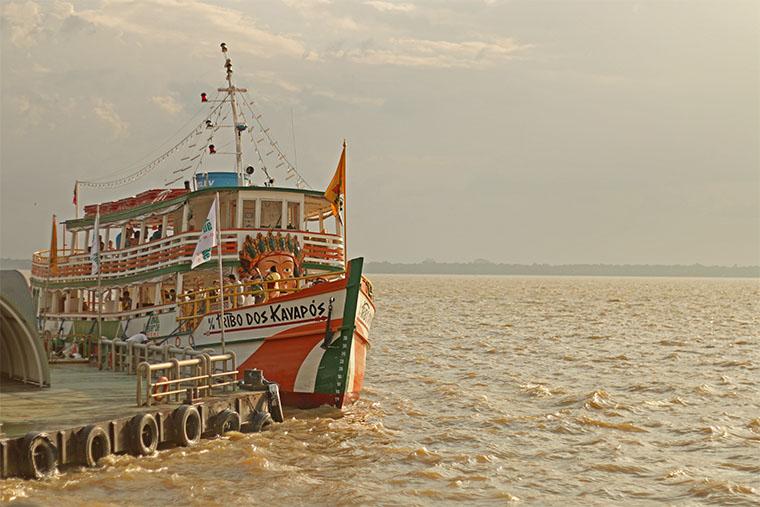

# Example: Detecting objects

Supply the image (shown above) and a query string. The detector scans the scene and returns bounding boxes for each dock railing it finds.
[135,351,237,406]
[98,338,238,406]
[98,338,214,374]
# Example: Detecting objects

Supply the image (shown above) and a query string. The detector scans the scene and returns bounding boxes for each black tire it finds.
[209,409,241,436]
[254,389,284,423]
[173,405,202,446]
[77,425,111,467]
[248,410,273,433]
[18,432,57,479]
[127,413,159,456]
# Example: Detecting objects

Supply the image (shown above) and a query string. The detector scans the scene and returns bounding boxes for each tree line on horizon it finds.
[364,260,759,278]
[2,257,757,278]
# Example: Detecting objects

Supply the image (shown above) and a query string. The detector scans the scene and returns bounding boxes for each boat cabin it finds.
[31,175,345,334]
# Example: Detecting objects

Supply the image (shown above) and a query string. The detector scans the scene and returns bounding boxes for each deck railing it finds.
[177,270,345,331]
[39,269,345,323]
[32,228,344,282]
[96,338,238,406]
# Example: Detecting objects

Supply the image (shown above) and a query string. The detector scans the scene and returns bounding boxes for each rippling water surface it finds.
[3,275,759,506]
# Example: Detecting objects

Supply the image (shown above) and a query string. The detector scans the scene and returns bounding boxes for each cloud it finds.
[248,71,384,108]
[311,89,385,107]
[151,95,183,115]
[1,0,44,47]
[93,98,128,137]
[12,92,76,129]
[75,0,309,59]
[1,0,77,46]
[364,1,415,13]
[337,37,530,68]
[281,0,363,33]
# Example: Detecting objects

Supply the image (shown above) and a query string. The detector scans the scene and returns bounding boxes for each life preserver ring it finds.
[152,376,170,402]
[175,336,182,347]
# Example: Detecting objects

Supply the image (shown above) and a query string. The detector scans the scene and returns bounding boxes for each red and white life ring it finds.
[152,376,170,402]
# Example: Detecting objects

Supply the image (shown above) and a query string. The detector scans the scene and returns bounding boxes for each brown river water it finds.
[2,275,759,506]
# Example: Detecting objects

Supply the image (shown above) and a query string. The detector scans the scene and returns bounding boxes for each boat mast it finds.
[217,42,246,184]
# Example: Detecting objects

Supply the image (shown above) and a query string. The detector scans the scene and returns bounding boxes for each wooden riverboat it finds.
[29,44,375,409]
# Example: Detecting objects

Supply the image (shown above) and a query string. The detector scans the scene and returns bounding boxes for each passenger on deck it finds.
[209,282,220,309]
[120,225,134,248]
[120,290,132,311]
[228,273,244,307]
[150,225,162,241]
[125,332,148,344]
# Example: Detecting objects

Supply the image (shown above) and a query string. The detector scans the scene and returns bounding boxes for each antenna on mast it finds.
[217,42,247,184]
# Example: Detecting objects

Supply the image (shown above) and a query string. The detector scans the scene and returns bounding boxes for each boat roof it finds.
[65,185,327,230]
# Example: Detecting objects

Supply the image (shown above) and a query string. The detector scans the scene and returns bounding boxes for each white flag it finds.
[90,207,101,275]
[191,196,218,269]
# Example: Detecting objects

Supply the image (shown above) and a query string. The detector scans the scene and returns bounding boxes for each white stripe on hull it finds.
[293,338,329,393]
[344,337,356,393]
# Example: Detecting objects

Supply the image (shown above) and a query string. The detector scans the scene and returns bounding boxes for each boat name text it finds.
[207,300,327,329]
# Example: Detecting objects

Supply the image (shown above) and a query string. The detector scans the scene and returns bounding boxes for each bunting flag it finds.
[90,207,101,275]
[49,215,59,276]
[191,196,218,269]
[324,142,346,219]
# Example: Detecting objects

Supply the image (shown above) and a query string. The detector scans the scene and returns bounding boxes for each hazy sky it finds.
[1,0,758,265]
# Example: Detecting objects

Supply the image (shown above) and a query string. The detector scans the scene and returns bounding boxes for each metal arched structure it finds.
[0,270,49,387]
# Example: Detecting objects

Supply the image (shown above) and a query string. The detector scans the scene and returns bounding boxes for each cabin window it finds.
[287,202,300,230]
[242,200,256,228]
[261,200,282,229]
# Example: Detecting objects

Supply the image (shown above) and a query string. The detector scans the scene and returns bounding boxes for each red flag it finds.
[72,182,78,206]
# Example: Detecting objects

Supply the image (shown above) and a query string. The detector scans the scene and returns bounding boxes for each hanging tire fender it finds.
[127,413,159,456]
[173,405,202,446]
[255,387,284,423]
[76,424,111,467]
[209,409,241,436]
[248,410,273,433]
[18,432,58,479]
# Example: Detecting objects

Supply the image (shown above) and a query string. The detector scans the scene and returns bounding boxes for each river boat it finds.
[29,43,375,409]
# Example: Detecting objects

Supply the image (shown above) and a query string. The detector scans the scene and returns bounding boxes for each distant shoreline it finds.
[364,261,760,278]
[2,258,757,278]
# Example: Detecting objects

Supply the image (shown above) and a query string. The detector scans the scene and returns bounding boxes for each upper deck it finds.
[32,184,344,288]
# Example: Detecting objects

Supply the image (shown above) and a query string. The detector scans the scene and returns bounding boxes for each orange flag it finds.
[324,142,346,218]
[49,215,59,276]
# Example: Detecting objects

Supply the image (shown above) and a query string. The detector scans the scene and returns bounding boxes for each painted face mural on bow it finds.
[238,232,304,291]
